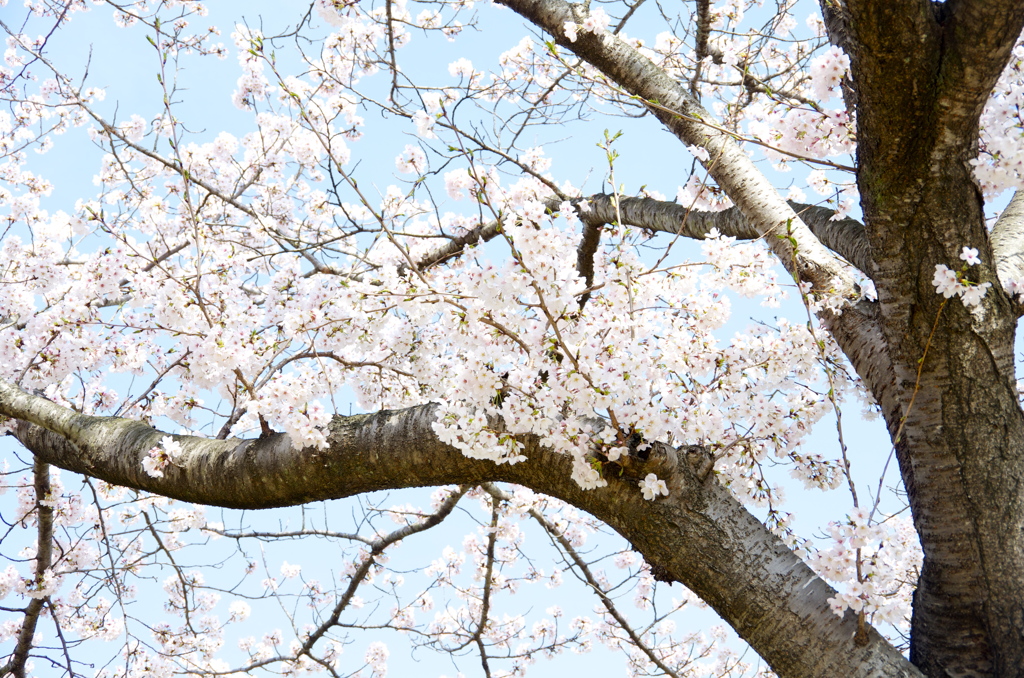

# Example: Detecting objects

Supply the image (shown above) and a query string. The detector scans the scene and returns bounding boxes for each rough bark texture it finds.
[841,0,1024,675]
[0,379,921,678]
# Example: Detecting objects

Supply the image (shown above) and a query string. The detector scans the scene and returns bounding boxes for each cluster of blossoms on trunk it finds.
[931,246,993,311]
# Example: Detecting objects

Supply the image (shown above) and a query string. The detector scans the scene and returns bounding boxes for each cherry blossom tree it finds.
[1,0,1023,676]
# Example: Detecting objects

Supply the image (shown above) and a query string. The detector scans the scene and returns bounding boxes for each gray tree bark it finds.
[0,379,921,678]
[839,1,1024,674]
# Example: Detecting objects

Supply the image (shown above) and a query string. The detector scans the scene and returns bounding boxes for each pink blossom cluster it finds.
[931,247,991,310]
[563,7,611,43]
[808,510,922,629]
[142,436,183,478]
[808,46,850,101]
[973,39,1024,195]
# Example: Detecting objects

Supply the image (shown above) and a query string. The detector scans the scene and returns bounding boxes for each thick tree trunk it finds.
[0,379,921,678]
[843,1,1024,675]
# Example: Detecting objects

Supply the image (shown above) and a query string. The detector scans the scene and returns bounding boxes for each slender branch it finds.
[689,0,712,98]
[415,217,504,270]
[296,486,467,656]
[215,487,468,675]
[471,496,499,678]
[482,483,682,678]
[1,459,54,678]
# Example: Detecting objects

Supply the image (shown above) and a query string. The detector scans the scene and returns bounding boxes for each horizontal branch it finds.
[414,194,872,278]
[0,378,920,678]
[576,194,873,276]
